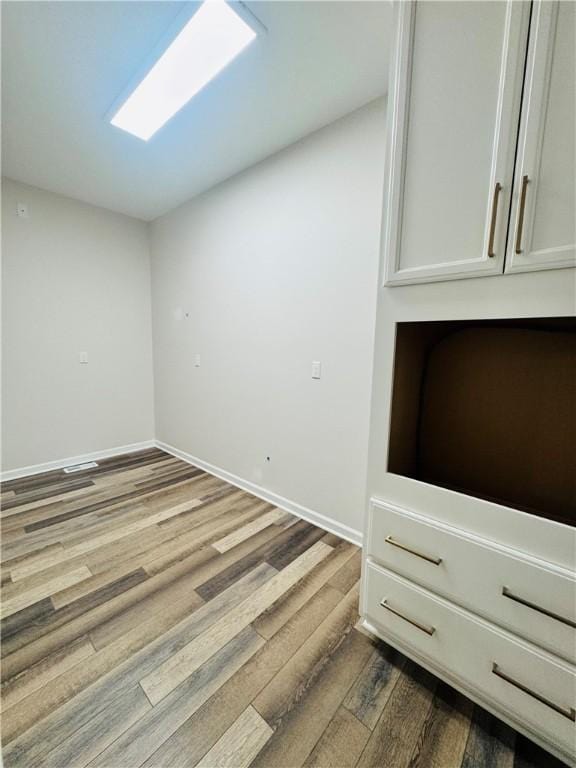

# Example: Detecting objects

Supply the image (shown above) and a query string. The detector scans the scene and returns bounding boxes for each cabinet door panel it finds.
[383,1,529,285]
[506,1,576,273]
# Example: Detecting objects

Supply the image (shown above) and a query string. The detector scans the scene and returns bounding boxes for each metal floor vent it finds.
[63,461,98,474]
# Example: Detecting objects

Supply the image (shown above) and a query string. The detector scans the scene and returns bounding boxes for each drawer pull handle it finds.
[380,598,436,636]
[502,587,576,629]
[514,174,530,254]
[491,663,576,722]
[488,182,502,257]
[385,536,442,566]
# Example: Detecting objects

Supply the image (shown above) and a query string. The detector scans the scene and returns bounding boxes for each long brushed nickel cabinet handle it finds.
[514,174,530,254]
[487,181,502,257]
[385,535,442,565]
[502,586,576,629]
[492,663,576,722]
[380,598,436,636]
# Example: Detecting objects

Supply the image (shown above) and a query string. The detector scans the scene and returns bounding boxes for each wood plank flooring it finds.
[0,448,567,768]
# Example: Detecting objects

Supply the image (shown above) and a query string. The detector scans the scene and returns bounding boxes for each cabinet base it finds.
[359,617,574,767]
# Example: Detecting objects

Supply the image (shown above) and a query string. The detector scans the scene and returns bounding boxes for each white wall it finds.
[150,99,386,540]
[1,178,155,472]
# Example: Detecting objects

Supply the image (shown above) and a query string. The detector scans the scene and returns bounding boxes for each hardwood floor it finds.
[0,448,567,768]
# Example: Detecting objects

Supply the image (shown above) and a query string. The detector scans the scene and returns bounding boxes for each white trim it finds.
[1,437,363,547]
[0,440,156,482]
[155,440,363,547]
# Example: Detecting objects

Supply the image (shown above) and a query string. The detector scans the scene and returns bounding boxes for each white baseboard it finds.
[1,440,156,482]
[1,436,364,548]
[155,439,363,547]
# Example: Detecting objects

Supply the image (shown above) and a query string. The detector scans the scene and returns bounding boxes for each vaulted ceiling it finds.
[2,1,390,220]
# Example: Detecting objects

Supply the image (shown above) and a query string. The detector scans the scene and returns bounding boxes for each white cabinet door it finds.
[382,1,530,285]
[506,1,576,274]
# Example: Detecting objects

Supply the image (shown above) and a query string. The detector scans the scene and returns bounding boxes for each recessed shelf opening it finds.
[387,318,576,527]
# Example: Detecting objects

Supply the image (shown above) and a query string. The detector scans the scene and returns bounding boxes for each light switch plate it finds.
[79,351,88,364]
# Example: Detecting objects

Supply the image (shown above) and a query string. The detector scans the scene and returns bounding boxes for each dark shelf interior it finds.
[387,318,576,527]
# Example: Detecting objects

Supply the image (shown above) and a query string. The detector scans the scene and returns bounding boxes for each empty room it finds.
[1,1,575,767]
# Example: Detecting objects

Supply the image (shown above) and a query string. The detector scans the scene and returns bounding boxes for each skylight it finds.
[110,0,257,141]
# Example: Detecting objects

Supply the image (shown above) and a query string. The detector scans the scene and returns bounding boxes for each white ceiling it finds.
[1,1,391,220]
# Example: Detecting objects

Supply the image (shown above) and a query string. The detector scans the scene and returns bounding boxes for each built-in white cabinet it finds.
[364,558,576,762]
[506,0,576,273]
[362,498,576,766]
[383,0,576,285]
[364,4,576,760]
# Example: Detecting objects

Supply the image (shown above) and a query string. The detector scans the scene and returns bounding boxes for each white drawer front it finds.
[368,502,576,662]
[364,562,576,760]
